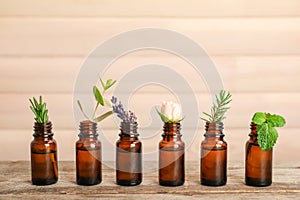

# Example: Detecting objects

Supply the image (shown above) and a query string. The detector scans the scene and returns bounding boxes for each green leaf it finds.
[94,111,113,122]
[93,86,104,106]
[29,96,49,123]
[257,123,278,151]
[252,112,266,125]
[100,77,106,90]
[77,100,89,119]
[105,79,117,90]
[33,97,39,108]
[156,108,170,123]
[200,90,232,123]
[266,113,286,127]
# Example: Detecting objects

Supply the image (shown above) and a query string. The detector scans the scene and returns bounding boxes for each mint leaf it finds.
[266,113,286,127]
[252,112,266,125]
[257,123,278,151]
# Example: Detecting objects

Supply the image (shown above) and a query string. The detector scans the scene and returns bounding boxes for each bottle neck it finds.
[33,121,53,138]
[119,122,139,138]
[79,120,98,138]
[162,122,181,138]
[249,122,258,137]
[204,122,224,137]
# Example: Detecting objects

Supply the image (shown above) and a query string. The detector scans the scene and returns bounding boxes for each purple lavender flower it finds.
[111,96,137,123]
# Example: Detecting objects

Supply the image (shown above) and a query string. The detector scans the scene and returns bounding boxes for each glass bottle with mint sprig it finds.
[111,96,142,186]
[245,112,286,187]
[29,96,58,185]
[157,101,185,186]
[200,90,232,186]
[76,78,116,186]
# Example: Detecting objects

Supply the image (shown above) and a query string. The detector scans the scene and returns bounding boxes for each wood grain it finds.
[0,92,298,130]
[1,55,300,93]
[0,18,300,56]
[0,161,299,199]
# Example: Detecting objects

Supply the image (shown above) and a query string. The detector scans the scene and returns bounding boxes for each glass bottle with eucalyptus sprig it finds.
[29,96,58,185]
[111,96,142,186]
[157,101,185,186]
[200,90,232,186]
[76,78,116,186]
[245,112,286,187]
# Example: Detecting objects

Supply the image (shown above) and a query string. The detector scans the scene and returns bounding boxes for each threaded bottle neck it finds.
[79,120,98,136]
[204,122,224,136]
[33,121,53,137]
[163,122,181,136]
[120,122,138,137]
[250,122,258,136]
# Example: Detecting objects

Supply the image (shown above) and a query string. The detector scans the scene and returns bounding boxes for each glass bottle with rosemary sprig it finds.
[200,90,232,186]
[76,78,116,185]
[245,112,286,187]
[29,96,58,185]
[157,101,185,186]
[111,96,142,186]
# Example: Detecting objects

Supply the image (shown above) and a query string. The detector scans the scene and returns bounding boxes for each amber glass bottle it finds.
[201,122,227,186]
[245,123,272,186]
[116,122,142,186]
[76,120,102,185]
[31,122,58,185]
[159,123,185,186]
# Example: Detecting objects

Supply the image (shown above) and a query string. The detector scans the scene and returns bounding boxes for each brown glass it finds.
[76,120,102,186]
[159,123,185,186]
[31,122,58,185]
[245,123,272,187]
[116,122,142,186]
[201,122,227,186]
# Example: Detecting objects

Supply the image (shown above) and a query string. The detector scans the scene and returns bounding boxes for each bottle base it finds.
[77,177,102,186]
[159,180,184,187]
[245,177,272,187]
[117,179,142,186]
[201,179,226,186]
[32,178,57,186]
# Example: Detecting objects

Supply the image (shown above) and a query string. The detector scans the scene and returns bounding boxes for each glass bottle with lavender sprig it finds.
[157,101,185,186]
[111,96,142,186]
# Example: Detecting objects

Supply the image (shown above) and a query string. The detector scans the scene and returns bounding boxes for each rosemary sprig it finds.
[29,96,49,124]
[200,90,232,123]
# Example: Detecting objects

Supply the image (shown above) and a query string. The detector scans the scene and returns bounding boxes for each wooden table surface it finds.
[0,161,299,199]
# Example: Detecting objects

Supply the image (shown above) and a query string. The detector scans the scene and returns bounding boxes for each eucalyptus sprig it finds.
[29,96,49,124]
[77,77,116,122]
[200,90,232,123]
[252,112,286,151]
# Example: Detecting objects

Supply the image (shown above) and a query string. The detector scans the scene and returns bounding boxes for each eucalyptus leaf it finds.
[93,86,104,106]
[94,111,113,122]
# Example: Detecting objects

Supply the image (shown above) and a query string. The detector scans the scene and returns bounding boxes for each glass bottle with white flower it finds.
[76,78,116,186]
[111,96,142,186]
[200,90,232,186]
[157,101,185,186]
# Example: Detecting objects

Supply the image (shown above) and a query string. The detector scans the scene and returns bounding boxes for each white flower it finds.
[161,101,182,122]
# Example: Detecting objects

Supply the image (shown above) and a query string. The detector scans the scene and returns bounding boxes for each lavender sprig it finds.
[111,96,137,123]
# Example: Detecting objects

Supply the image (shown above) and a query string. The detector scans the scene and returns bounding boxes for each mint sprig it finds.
[252,112,286,151]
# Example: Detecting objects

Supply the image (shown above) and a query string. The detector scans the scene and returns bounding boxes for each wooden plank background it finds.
[0,0,299,162]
